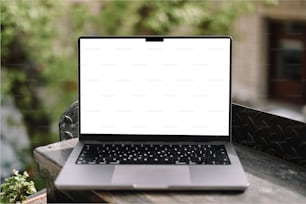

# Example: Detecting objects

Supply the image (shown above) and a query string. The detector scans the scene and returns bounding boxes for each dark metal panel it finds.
[232,103,306,168]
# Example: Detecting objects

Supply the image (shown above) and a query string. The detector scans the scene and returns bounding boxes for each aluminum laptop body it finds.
[55,36,249,190]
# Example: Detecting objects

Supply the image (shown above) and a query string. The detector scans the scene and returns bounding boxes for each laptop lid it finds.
[78,36,231,142]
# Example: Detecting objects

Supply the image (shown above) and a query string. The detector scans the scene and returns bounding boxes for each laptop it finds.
[55,36,249,190]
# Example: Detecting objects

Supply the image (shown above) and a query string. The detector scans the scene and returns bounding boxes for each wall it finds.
[232,0,306,107]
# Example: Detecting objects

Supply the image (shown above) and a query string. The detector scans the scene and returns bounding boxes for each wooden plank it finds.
[235,143,306,195]
[33,139,104,202]
[34,139,306,203]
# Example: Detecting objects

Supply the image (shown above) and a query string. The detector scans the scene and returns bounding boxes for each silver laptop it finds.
[55,36,249,190]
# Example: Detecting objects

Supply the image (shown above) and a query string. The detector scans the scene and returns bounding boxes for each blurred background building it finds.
[1,0,305,190]
[232,0,306,121]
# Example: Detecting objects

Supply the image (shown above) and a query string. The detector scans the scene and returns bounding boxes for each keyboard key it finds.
[76,144,231,165]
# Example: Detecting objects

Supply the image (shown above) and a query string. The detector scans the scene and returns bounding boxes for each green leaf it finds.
[0,170,37,202]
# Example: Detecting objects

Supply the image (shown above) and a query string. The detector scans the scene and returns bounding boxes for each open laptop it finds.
[55,36,249,190]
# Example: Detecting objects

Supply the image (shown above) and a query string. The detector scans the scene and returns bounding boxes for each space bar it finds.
[120,160,178,164]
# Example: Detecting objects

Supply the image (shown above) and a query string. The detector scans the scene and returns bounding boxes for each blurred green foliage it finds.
[1,0,58,62]
[1,0,278,190]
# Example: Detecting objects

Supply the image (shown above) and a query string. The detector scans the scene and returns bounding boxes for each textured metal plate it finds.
[59,101,79,140]
[232,104,306,168]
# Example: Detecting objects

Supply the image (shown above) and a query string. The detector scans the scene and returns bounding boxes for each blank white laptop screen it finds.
[80,38,230,136]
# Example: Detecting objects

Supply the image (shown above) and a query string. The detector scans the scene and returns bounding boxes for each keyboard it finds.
[76,144,230,165]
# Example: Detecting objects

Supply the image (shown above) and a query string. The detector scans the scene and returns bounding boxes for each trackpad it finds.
[112,166,190,185]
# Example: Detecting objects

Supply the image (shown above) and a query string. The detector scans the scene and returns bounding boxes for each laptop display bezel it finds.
[78,36,232,142]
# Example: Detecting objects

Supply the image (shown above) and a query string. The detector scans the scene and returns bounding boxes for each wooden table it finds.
[34,138,306,203]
